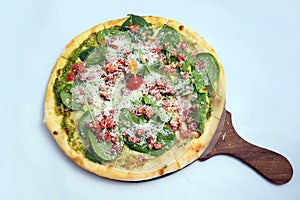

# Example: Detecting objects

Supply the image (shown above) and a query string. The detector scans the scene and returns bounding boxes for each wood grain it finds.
[199,110,293,185]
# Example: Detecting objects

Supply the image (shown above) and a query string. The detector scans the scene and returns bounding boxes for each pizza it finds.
[44,14,226,181]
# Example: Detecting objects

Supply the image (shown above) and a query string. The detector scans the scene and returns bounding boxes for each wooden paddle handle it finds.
[200,111,293,184]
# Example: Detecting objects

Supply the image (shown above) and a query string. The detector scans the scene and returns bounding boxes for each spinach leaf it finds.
[121,14,149,30]
[84,46,106,66]
[79,47,96,61]
[194,93,207,133]
[53,77,66,106]
[60,84,82,111]
[87,130,123,161]
[121,14,154,40]
[195,53,220,84]
[156,107,172,123]
[143,95,157,106]
[97,29,130,43]
[119,108,140,127]
[174,78,194,96]
[181,61,192,73]
[78,111,90,138]
[71,36,99,63]
[124,139,149,154]
[85,149,102,164]
[157,25,180,51]
[124,126,176,156]
[150,129,176,156]
[192,70,205,93]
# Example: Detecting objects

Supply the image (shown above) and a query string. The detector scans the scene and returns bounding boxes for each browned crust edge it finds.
[43,16,226,181]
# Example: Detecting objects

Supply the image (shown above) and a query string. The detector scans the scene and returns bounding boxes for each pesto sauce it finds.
[53,35,99,107]
[52,35,101,156]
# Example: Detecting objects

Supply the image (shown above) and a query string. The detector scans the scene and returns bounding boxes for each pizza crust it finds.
[44,16,226,181]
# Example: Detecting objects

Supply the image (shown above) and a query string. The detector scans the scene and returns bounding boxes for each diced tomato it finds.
[171,49,177,57]
[110,44,119,50]
[192,104,199,110]
[154,92,162,100]
[128,25,140,32]
[147,135,155,149]
[186,116,193,123]
[86,121,102,133]
[109,110,116,116]
[195,61,206,70]
[71,62,85,74]
[117,58,128,66]
[99,116,115,129]
[163,87,175,95]
[66,72,75,81]
[177,53,185,61]
[129,136,140,143]
[124,50,132,56]
[106,63,118,73]
[78,88,85,95]
[189,122,198,131]
[180,130,191,139]
[95,134,104,142]
[180,72,190,79]
[104,131,118,143]
[180,41,188,50]
[147,135,155,144]
[154,143,163,150]
[170,117,181,132]
[136,105,146,116]
[163,100,180,113]
[100,90,110,100]
[156,80,165,89]
[145,109,155,120]
[136,129,145,136]
[151,46,163,53]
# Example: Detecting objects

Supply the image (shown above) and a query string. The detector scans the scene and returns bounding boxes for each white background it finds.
[2,0,299,199]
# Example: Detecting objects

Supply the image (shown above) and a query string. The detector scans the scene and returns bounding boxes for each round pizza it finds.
[44,14,226,181]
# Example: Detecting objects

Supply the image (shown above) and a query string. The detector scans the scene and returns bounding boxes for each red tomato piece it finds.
[66,72,75,81]
[127,76,143,90]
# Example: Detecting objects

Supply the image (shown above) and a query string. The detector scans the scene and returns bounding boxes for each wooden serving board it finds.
[199,110,293,185]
